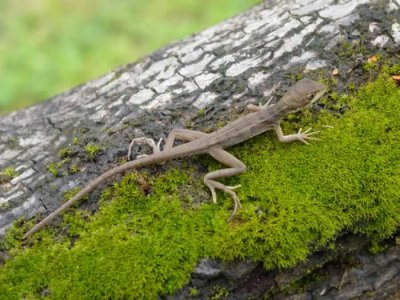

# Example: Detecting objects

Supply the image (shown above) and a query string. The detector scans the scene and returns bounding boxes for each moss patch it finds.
[84,143,101,160]
[0,74,399,298]
[0,167,18,184]
[47,159,71,177]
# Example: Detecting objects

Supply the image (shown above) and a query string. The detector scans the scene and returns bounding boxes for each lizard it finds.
[23,78,326,239]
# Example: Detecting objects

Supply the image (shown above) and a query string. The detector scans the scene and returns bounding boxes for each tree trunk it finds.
[1,0,399,298]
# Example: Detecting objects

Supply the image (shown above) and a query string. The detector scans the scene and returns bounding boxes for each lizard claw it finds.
[297,128,321,145]
[227,193,241,222]
[248,97,275,113]
[259,96,273,108]
[264,96,274,108]
[128,137,163,160]
[209,187,217,204]
[226,185,242,220]
[226,184,241,190]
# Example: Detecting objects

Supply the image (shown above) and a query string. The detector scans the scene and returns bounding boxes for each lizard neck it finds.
[270,99,291,117]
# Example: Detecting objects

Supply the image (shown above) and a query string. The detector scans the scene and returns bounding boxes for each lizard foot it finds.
[128,137,163,160]
[261,96,274,108]
[247,97,274,113]
[206,183,242,221]
[227,191,241,222]
[296,128,321,145]
[226,184,241,190]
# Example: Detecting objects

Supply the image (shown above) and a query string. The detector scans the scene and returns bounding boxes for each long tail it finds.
[22,151,176,239]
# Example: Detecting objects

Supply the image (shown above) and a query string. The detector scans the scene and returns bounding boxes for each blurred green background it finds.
[0,0,260,115]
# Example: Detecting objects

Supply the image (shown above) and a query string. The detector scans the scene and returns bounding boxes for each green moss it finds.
[347,82,356,93]
[0,202,11,211]
[69,164,80,174]
[84,143,101,160]
[189,287,199,296]
[289,72,303,81]
[47,159,70,177]
[337,40,367,60]
[0,73,399,298]
[337,41,353,59]
[47,163,59,177]
[289,267,326,292]
[2,167,18,178]
[363,54,382,72]
[382,63,400,75]
[368,240,388,254]
[363,61,376,72]
[216,120,226,129]
[211,286,229,299]
[63,188,85,203]
[0,167,18,183]
[58,148,74,159]
[197,108,206,117]
[185,120,194,129]
[6,137,17,149]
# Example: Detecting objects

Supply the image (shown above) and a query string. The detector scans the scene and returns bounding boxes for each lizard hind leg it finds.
[204,148,246,221]
[164,128,206,150]
[128,128,206,160]
[129,128,207,161]
[128,137,163,160]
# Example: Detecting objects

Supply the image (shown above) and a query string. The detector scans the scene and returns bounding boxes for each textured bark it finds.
[1,0,399,298]
[168,236,400,299]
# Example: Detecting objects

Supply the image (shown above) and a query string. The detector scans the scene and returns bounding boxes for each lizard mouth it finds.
[310,89,326,105]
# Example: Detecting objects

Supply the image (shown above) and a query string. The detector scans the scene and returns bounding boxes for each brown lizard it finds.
[23,78,326,239]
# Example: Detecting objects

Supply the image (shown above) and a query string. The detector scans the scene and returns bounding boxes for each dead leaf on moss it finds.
[392,75,400,85]
[367,55,378,63]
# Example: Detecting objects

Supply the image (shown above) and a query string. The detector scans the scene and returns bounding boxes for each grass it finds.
[0,0,260,115]
[0,71,399,298]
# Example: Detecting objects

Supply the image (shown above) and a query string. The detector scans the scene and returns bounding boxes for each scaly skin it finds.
[23,78,326,239]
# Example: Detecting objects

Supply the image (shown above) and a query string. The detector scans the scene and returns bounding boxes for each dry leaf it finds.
[332,67,339,76]
[392,75,400,84]
[367,55,378,63]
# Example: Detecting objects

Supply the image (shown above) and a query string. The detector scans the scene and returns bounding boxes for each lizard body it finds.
[23,78,325,239]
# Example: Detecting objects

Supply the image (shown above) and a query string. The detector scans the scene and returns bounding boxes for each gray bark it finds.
[1,0,399,298]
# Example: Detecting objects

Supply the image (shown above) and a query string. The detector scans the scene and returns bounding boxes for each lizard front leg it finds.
[247,96,274,113]
[274,122,320,145]
[204,148,246,221]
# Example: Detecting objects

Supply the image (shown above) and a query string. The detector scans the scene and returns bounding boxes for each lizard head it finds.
[280,78,326,111]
